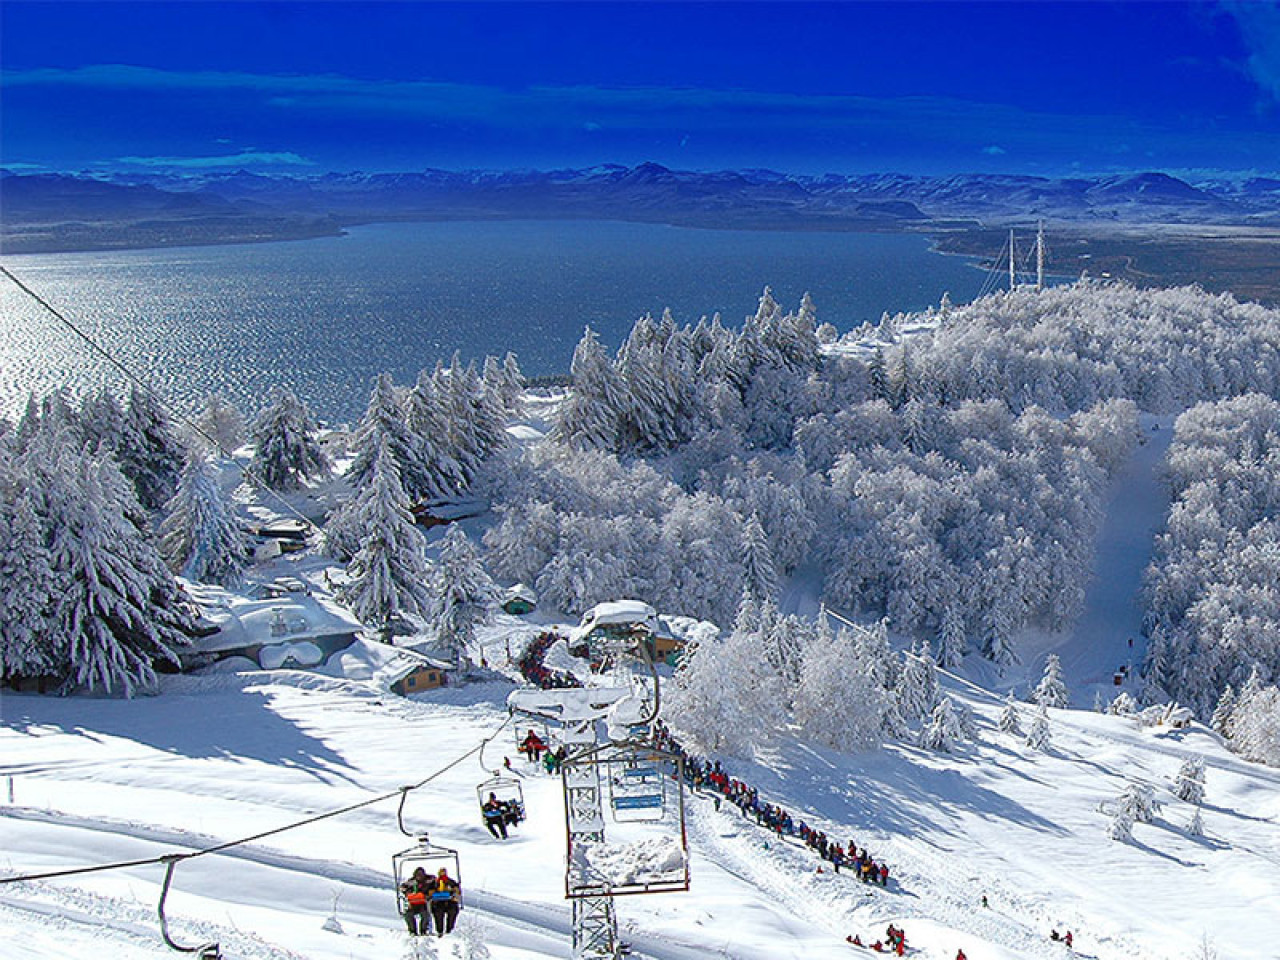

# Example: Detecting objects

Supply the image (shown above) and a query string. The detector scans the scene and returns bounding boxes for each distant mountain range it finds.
[4,163,1280,255]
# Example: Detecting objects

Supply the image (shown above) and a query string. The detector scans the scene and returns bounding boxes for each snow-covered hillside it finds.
[3,628,1278,960]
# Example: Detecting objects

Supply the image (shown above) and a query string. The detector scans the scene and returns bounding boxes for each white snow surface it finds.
[3,659,1279,960]
[568,837,686,892]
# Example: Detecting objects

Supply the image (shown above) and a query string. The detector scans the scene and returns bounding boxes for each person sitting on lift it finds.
[521,729,547,763]
[482,792,510,839]
[429,867,462,937]
[400,866,430,936]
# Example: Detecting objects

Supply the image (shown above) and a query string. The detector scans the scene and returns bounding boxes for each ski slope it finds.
[3,643,1279,960]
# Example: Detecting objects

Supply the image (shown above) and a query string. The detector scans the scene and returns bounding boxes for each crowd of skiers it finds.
[652,720,894,887]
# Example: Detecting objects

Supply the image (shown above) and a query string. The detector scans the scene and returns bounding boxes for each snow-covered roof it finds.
[192,593,361,654]
[504,583,538,603]
[582,600,657,628]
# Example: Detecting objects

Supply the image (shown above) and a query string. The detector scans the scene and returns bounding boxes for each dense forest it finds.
[3,279,1279,764]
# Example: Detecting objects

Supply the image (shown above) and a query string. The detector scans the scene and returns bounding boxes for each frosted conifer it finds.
[252,386,329,491]
[430,524,498,672]
[920,696,963,752]
[1174,755,1206,805]
[999,692,1022,735]
[79,386,126,455]
[48,452,193,695]
[936,606,966,669]
[899,640,941,724]
[1186,804,1204,838]
[1108,808,1134,843]
[1025,703,1051,750]
[405,369,465,498]
[118,386,186,511]
[193,393,246,455]
[552,327,624,451]
[341,441,432,636]
[0,491,55,677]
[1211,686,1237,737]
[1033,653,1069,708]
[157,453,248,586]
[1117,781,1160,824]
[347,374,429,499]
[740,513,779,603]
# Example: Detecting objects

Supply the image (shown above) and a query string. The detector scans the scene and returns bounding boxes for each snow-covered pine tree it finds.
[1116,781,1160,824]
[430,524,498,673]
[341,440,432,636]
[0,489,55,680]
[1025,703,1051,750]
[79,386,127,455]
[347,373,429,499]
[440,357,486,487]
[552,327,625,451]
[405,368,465,499]
[998,691,1022,735]
[1186,804,1205,838]
[1033,653,1069,708]
[982,604,1019,668]
[1174,755,1206,805]
[47,450,194,695]
[1108,808,1134,843]
[740,512,779,604]
[936,605,966,669]
[157,452,248,586]
[1211,685,1237,737]
[1108,691,1138,716]
[898,639,941,725]
[920,696,963,752]
[252,386,329,491]
[192,393,246,455]
[118,386,186,511]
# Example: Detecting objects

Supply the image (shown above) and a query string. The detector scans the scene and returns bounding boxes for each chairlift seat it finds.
[613,794,664,810]
[621,766,658,779]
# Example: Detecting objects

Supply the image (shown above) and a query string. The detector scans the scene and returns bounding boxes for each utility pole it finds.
[1009,228,1017,291]
[1036,220,1045,292]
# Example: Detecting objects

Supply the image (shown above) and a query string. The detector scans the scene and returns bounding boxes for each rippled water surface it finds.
[0,220,983,423]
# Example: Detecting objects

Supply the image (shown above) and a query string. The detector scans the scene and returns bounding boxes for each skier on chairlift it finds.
[428,867,461,936]
[400,866,430,936]
[482,792,510,839]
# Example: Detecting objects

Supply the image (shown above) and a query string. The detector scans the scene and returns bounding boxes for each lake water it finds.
[0,220,985,424]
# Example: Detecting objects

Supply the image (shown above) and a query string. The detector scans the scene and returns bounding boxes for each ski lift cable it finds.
[0,710,514,886]
[0,263,318,534]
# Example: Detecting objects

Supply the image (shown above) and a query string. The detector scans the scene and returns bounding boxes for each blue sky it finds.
[2,1,1278,177]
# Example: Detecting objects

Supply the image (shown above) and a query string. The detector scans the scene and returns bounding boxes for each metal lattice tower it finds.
[562,714,619,959]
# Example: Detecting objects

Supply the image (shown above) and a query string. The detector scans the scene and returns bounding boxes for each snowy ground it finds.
[3,634,1279,960]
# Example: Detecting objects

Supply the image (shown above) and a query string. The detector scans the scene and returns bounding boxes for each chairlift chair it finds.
[607,748,672,823]
[477,773,526,826]
[392,836,462,917]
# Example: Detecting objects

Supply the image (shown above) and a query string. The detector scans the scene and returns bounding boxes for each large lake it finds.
[0,220,984,424]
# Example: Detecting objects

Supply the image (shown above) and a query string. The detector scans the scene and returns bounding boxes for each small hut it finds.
[502,583,538,616]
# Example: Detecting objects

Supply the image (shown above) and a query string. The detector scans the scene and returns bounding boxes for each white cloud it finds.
[109,150,316,169]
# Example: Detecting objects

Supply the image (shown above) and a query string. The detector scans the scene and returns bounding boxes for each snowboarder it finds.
[847,934,863,946]
[428,867,461,936]
[400,866,430,936]
[1064,931,1073,948]
[956,951,967,960]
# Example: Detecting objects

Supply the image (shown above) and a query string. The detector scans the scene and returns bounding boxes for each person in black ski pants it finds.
[429,868,461,936]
